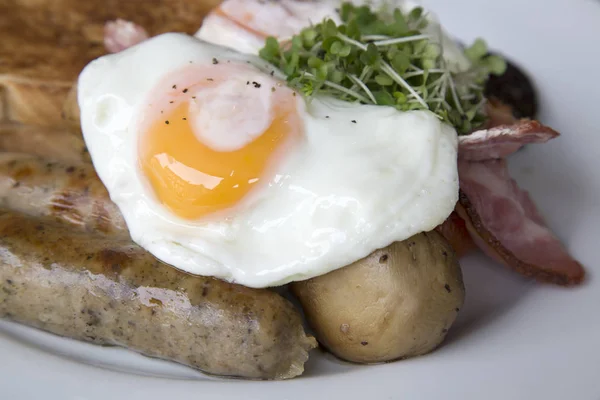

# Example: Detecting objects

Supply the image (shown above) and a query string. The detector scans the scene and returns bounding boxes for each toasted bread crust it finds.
[0,0,222,126]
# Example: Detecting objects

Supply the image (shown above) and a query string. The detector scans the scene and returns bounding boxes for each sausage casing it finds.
[0,212,316,379]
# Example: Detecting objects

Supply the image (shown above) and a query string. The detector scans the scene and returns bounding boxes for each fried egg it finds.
[78,33,458,288]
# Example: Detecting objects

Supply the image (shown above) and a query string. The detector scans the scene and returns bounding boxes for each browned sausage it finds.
[0,123,90,164]
[0,211,316,379]
[0,153,126,235]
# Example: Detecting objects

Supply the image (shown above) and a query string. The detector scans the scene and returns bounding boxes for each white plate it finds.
[2,0,600,398]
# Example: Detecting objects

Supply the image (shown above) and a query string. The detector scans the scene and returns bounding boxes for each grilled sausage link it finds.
[0,153,126,235]
[0,212,316,379]
[0,123,90,164]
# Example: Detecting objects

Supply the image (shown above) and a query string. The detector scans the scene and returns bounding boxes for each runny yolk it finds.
[140,99,296,220]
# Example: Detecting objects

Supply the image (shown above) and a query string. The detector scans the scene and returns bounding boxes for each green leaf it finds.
[291,35,303,51]
[288,52,300,69]
[391,51,410,73]
[329,69,345,83]
[486,55,507,75]
[302,28,318,46]
[322,19,339,38]
[340,2,354,22]
[366,20,388,36]
[393,91,407,104]
[408,7,423,23]
[422,58,435,70]
[283,63,296,76]
[375,74,394,86]
[330,41,343,55]
[345,19,360,38]
[258,36,280,60]
[316,64,329,80]
[322,36,338,52]
[360,43,380,66]
[423,43,441,59]
[308,56,323,68]
[338,44,352,57]
[465,38,488,62]
[301,81,314,96]
[387,9,409,36]
[413,39,428,54]
[373,90,395,105]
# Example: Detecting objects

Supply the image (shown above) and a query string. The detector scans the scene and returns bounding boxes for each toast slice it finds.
[0,0,221,127]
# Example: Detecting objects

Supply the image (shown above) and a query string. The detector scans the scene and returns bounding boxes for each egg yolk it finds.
[140,68,300,220]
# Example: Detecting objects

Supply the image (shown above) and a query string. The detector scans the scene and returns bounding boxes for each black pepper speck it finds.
[444,284,451,293]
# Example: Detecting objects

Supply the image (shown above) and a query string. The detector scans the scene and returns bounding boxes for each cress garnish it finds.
[259,2,506,134]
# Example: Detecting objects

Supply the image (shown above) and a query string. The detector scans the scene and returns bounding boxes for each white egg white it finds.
[78,33,458,288]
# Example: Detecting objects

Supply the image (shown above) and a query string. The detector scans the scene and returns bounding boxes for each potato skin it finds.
[291,231,465,364]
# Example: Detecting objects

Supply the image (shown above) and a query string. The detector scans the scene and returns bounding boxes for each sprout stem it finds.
[336,33,367,50]
[304,72,371,103]
[372,34,432,47]
[380,62,428,108]
[348,74,377,104]
[361,35,391,41]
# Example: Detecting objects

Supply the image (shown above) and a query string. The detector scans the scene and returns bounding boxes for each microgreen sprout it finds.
[259,2,507,134]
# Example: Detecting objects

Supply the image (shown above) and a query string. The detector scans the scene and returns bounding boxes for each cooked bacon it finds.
[104,19,149,53]
[435,211,475,258]
[459,120,559,161]
[456,159,584,285]
[485,98,518,128]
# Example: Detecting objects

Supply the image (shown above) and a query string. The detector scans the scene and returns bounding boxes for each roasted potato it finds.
[291,231,465,364]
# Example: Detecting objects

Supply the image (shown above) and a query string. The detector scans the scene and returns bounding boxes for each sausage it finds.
[0,123,90,164]
[0,153,126,235]
[0,211,317,379]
